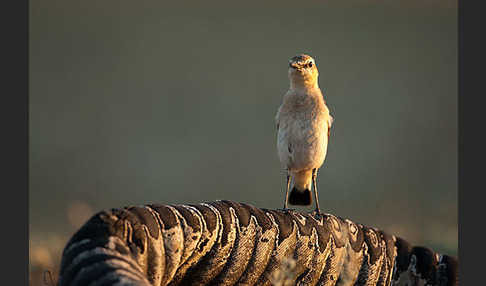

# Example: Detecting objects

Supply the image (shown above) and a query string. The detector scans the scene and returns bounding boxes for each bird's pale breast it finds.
[277,89,330,171]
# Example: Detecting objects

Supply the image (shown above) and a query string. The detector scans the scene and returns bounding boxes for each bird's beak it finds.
[290,62,300,69]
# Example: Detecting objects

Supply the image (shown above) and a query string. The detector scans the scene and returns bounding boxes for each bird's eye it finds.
[308,62,313,68]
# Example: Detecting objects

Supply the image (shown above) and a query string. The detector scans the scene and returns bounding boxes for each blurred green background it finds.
[29,0,457,284]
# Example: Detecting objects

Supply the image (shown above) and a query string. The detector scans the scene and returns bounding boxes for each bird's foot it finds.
[310,209,323,220]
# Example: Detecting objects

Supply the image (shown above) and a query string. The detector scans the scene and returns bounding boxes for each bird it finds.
[275,54,333,216]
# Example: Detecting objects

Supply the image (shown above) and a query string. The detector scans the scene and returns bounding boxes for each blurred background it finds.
[29,0,457,284]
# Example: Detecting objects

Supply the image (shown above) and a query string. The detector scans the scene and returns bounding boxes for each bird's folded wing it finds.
[275,106,282,131]
[327,114,334,137]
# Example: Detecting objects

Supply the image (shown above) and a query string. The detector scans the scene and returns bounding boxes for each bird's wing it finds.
[275,105,282,131]
[327,114,333,137]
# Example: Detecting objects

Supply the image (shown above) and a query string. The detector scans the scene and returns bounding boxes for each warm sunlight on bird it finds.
[275,54,333,216]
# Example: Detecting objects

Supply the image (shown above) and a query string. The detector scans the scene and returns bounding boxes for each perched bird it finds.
[275,54,333,215]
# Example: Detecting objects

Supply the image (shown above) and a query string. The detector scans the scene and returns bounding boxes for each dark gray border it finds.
[457,0,463,282]
[458,0,480,284]
[0,0,28,284]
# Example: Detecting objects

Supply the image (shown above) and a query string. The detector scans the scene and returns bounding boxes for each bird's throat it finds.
[290,78,319,91]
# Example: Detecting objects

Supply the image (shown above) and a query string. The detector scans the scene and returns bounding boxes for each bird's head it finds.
[288,54,319,90]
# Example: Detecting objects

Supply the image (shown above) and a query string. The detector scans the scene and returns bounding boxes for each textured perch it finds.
[58,200,458,286]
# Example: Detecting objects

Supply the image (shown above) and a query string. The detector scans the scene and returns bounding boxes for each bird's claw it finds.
[310,209,323,220]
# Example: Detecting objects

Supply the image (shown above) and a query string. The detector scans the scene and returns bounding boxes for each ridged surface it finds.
[58,200,458,286]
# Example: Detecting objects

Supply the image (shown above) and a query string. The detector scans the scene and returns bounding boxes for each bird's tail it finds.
[288,170,313,206]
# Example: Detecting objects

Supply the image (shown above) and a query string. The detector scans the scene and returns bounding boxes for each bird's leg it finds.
[279,170,294,213]
[312,168,322,218]
[284,171,291,210]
